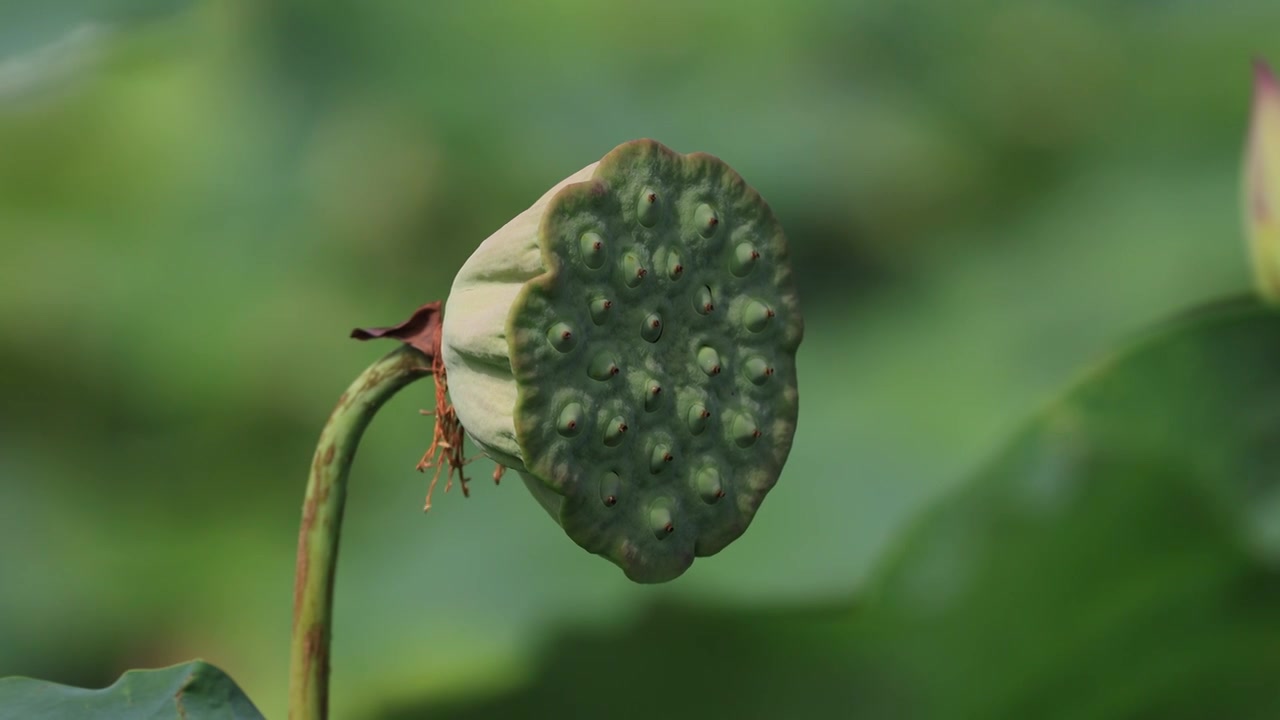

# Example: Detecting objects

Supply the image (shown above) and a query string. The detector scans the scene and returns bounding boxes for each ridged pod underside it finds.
[507,140,803,582]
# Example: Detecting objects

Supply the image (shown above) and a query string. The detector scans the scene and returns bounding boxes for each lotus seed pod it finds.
[441,139,803,583]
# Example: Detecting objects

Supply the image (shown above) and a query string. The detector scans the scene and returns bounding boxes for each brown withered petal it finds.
[350,301,443,359]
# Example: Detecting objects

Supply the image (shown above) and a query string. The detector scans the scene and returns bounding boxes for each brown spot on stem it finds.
[300,623,330,717]
[293,492,318,628]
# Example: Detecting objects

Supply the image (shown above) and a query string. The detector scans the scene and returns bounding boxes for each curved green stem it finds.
[289,344,432,720]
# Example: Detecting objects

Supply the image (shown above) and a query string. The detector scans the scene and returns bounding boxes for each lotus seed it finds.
[641,312,663,342]
[667,252,684,280]
[695,204,719,237]
[731,242,759,276]
[546,322,576,352]
[697,346,722,376]
[588,352,620,381]
[686,403,711,435]
[638,188,659,227]
[744,300,774,332]
[603,416,628,446]
[580,232,605,269]
[589,296,613,325]
[743,356,773,384]
[645,382,663,412]
[694,286,714,315]
[600,471,621,507]
[649,443,674,473]
[695,467,723,504]
[623,252,646,287]
[731,413,761,447]
[558,403,585,437]
[649,503,675,539]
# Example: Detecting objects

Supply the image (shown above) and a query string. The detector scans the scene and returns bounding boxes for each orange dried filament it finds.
[415,325,507,510]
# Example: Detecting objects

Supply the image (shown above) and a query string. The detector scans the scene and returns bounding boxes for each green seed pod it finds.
[441,139,803,583]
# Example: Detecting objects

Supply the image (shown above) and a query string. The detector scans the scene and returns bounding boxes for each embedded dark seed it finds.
[687,403,710,434]
[732,413,760,446]
[744,356,773,384]
[695,286,714,315]
[589,352,621,380]
[667,253,685,280]
[644,380,664,412]
[744,300,773,332]
[637,189,660,227]
[641,312,664,343]
[558,403,585,436]
[695,204,719,237]
[696,467,723,503]
[600,471,622,507]
[604,416,628,446]
[650,504,674,539]
[590,297,612,325]
[547,322,577,352]
[650,443,674,472]
[697,346,722,376]
[580,232,606,269]
[624,253,646,286]
[731,243,759,276]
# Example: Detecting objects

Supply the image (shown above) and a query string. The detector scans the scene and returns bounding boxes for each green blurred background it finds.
[0,1,1274,717]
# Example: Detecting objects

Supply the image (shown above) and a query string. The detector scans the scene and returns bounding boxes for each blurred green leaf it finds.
[862,296,1280,718]
[390,298,1280,720]
[3,3,1278,716]
[0,661,263,720]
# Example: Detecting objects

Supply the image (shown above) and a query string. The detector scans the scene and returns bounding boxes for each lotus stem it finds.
[288,344,432,720]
